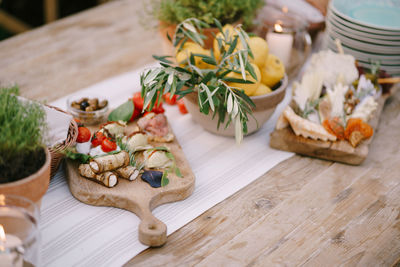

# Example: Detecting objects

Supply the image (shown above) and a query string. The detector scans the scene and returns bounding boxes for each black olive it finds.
[80,101,90,111]
[141,170,163,188]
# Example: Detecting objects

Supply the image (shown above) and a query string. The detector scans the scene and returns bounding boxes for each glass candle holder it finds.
[0,194,40,267]
[257,6,312,80]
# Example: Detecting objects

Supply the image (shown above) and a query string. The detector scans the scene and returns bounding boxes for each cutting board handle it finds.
[138,208,167,247]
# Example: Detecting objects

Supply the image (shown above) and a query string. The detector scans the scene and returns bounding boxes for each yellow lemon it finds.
[238,36,269,69]
[227,63,261,96]
[175,42,213,69]
[213,24,237,60]
[261,54,285,87]
[252,83,272,96]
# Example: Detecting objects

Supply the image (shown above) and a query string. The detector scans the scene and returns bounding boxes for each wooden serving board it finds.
[270,94,389,165]
[65,120,195,247]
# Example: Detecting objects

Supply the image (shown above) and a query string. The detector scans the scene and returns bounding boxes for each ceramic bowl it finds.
[183,75,288,137]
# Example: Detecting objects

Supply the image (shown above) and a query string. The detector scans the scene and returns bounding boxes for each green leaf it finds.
[214,18,223,33]
[246,62,257,80]
[153,55,173,64]
[175,167,182,178]
[64,149,91,164]
[161,171,170,187]
[200,83,215,112]
[108,100,134,122]
[227,35,238,55]
[221,77,254,84]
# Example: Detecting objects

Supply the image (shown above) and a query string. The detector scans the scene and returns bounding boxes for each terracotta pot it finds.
[0,148,51,206]
[183,75,288,137]
[159,22,220,50]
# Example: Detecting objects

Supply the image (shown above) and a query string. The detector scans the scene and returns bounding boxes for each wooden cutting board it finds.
[270,94,389,165]
[65,120,195,247]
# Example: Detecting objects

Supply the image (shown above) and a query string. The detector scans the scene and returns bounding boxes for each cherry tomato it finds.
[101,138,117,152]
[77,127,91,143]
[73,118,84,127]
[132,92,144,111]
[91,132,106,147]
[177,99,188,114]
[152,102,165,114]
[129,102,142,122]
[163,93,177,105]
[129,92,145,121]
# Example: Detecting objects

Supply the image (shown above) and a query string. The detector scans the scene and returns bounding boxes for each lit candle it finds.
[0,225,23,267]
[266,23,294,68]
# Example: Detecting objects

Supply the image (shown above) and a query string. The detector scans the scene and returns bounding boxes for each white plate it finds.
[329,9,400,35]
[326,27,400,54]
[327,13,400,43]
[326,36,400,61]
[331,0,400,31]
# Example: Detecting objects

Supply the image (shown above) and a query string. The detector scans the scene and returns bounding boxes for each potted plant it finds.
[140,19,287,143]
[0,86,51,205]
[149,0,264,50]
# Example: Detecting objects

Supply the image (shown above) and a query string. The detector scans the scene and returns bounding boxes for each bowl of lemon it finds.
[141,19,288,142]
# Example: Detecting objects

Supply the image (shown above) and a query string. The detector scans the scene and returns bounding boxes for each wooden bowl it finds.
[183,75,288,137]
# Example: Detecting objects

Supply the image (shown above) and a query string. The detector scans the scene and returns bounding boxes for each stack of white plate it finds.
[325,0,400,76]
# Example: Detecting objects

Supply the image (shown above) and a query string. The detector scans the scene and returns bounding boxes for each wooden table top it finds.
[1,1,399,266]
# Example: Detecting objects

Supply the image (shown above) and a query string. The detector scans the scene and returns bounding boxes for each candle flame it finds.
[0,194,5,206]
[0,225,5,251]
[274,23,283,33]
[0,225,5,242]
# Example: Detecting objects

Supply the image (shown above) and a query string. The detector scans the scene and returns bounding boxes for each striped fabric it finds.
[41,64,293,267]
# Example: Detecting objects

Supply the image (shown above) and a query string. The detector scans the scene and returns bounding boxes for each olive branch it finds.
[140,18,256,143]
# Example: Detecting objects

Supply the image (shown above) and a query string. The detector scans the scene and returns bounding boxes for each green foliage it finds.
[141,18,256,143]
[0,86,47,182]
[151,0,264,29]
[108,100,134,122]
[64,149,92,164]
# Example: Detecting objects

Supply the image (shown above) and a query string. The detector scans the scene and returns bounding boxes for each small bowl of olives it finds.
[67,96,109,125]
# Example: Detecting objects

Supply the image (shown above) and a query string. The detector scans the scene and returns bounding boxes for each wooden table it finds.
[1,1,399,266]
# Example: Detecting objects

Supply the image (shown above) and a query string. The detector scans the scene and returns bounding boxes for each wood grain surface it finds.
[65,122,195,247]
[1,0,399,265]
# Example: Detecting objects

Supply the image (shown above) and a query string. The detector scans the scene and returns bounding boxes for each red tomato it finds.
[131,91,165,119]
[152,102,165,114]
[101,139,117,152]
[163,93,177,105]
[129,92,145,121]
[73,118,83,127]
[177,99,188,114]
[91,132,106,147]
[77,127,91,143]
[132,92,144,111]
[129,101,142,122]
